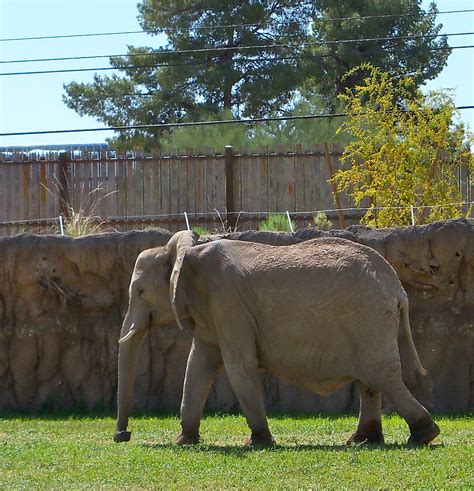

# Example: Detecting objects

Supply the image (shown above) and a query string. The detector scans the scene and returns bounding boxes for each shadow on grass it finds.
[138,441,445,455]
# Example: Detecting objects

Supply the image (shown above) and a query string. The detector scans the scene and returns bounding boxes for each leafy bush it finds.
[333,64,473,227]
[63,209,106,237]
[312,211,332,230]
[191,226,211,236]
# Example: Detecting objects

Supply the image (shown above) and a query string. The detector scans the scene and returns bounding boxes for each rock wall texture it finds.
[0,220,472,413]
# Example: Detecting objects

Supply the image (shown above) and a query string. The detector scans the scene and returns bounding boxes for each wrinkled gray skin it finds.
[114,231,440,446]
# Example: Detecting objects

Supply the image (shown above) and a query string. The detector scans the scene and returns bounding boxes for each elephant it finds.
[114,230,440,447]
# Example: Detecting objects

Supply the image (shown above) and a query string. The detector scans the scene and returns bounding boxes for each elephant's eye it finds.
[138,288,144,296]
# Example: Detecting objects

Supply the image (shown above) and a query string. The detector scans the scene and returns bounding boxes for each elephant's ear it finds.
[167,231,199,329]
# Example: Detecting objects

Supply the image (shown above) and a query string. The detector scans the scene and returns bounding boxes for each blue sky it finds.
[0,0,473,147]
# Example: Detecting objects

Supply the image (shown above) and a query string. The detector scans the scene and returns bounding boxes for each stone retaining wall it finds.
[0,220,472,413]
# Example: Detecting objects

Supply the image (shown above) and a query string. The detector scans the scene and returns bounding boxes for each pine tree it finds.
[63,0,450,148]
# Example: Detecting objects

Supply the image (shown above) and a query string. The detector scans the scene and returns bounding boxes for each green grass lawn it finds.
[0,413,472,489]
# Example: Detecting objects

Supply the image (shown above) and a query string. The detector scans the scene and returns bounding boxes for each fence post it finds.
[323,143,346,229]
[225,145,236,229]
[58,152,72,218]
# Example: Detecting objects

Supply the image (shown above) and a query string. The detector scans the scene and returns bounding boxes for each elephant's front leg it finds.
[176,338,223,445]
[222,351,275,447]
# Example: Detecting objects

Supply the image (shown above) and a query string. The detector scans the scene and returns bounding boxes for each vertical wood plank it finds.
[195,154,204,223]
[0,165,5,221]
[5,164,13,223]
[242,149,249,213]
[126,157,136,218]
[108,159,118,218]
[83,160,92,215]
[258,150,269,214]
[249,153,258,214]
[143,158,152,217]
[161,157,170,218]
[178,154,187,219]
[284,147,295,212]
[100,151,108,217]
[268,152,278,212]
[151,156,161,218]
[215,156,224,215]
[39,162,47,219]
[295,144,305,212]
[276,145,287,213]
[205,154,215,215]
[135,158,145,218]
[116,158,127,218]
[14,162,22,221]
[29,163,39,221]
[22,164,30,220]
[169,151,180,223]
[89,159,98,215]
[186,151,196,218]
[45,163,54,219]
[304,153,313,212]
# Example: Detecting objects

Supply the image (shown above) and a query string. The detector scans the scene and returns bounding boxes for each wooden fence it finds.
[0,144,359,234]
[0,144,471,234]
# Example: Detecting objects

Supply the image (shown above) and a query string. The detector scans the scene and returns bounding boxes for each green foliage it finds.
[64,1,313,149]
[259,213,295,232]
[333,64,473,227]
[306,1,450,107]
[6,224,28,236]
[162,99,348,151]
[0,414,472,488]
[191,225,211,236]
[61,187,116,237]
[63,209,105,237]
[63,1,450,149]
[162,111,248,150]
[312,211,332,230]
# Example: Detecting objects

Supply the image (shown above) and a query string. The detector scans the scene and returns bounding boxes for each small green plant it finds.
[191,225,211,236]
[259,213,295,232]
[63,208,106,237]
[42,178,116,237]
[312,211,332,230]
[7,223,29,236]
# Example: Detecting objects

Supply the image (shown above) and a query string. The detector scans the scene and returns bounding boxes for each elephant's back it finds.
[218,237,401,292]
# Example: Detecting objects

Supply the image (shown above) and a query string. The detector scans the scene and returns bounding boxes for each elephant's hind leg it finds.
[372,367,440,445]
[176,338,223,445]
[347,382,384,445]
[385,381,440,445]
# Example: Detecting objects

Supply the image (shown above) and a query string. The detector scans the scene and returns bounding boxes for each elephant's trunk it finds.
[114,316,147,443]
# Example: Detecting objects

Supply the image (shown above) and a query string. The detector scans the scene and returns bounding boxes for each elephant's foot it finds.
[407,417,440,445]
[175,431,200,445]
[346,420,384,445]
[245,428,275,448]
[114,430,131,443]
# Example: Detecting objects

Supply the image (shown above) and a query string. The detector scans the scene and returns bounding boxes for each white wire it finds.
[0,201,472,227]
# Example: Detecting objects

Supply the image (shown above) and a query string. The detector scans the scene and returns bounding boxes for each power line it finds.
[1,106,473,137]
[1,8,473,43]
[1,31,465,66]
[1,44,472,78]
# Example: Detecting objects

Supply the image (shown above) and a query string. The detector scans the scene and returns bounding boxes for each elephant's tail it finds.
[398,299,433,407]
